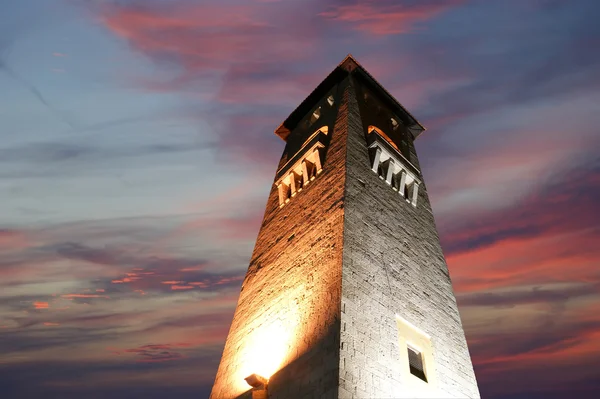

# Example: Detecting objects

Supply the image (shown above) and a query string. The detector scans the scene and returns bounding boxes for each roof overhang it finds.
[275,54,426,142]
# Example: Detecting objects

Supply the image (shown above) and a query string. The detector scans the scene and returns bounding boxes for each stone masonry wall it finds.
[211,68,480,399]
[210,81,353,399]
[339,79,480,398]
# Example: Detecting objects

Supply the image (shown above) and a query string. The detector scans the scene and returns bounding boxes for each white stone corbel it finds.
[398,170,407,197]
[371,146,382,173]
[277,183,285,207]
[411,181,419,207]
[385,159,394,185]
[313,148,323,175]
[302,160,310,187]
[289,173,297,197]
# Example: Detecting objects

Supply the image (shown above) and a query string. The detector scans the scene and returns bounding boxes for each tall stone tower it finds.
[210,55,480,399]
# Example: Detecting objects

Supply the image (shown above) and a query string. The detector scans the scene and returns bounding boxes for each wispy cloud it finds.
[33,301,49,309]
[320,0,464,35]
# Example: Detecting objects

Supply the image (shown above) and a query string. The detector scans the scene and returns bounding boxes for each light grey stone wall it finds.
[339,79,480,398]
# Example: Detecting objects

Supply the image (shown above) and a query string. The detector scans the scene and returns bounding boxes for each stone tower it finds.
[210,55,480,399]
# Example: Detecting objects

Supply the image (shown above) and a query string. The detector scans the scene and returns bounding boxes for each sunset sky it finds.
[1,0,599,398]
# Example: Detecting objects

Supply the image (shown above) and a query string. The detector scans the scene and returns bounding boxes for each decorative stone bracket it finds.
[368,133,421,207]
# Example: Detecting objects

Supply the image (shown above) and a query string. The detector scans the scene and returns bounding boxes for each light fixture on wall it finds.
[245,374,268,399]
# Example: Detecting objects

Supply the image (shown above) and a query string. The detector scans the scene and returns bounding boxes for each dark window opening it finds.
[391,173,400,191]
[377,163,385,179]
[293,172,303,190]
[305,160,316,181]
[408,346,427,382]
[283,183,292,201]
[310,107,321,124]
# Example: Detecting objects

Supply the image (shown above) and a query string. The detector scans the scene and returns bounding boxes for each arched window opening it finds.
[368,125,399,152]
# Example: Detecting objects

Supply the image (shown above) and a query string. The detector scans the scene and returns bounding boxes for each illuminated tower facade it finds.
[210,56,480,399]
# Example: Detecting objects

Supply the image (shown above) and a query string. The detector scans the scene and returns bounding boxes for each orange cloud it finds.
[179,267,204,272]
[214,276,243,286]
[43,322,60,326]
[111,276,141,284]
[61,294,109,299]
[171,285,194,290]
[33,301,49,309]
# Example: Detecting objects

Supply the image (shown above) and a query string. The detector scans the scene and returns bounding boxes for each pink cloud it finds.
[320,0,464,35]
[0,229,29,252]
[98,1,319,94]
[448,228,600,294]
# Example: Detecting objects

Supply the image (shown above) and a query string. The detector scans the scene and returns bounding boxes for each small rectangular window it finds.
[407,346,427,382]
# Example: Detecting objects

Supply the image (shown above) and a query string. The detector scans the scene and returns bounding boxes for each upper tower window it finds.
[310,107,321,125]
[368,125,399,152]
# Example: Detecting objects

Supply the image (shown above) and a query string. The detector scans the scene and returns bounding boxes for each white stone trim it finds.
[368,138,421,206]
[371,146,382,173]
[275,141,325,207]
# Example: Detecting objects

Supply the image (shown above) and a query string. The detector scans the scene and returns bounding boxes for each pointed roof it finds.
[275,54,426,142]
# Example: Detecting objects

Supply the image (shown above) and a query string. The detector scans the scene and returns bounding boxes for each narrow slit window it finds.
[293,172,303,191]
[310,107,321,124]
[305,160,316,181]
[391,173,400,191]
[284,183,292,201]
[407,346,427,382]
